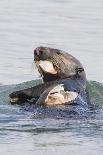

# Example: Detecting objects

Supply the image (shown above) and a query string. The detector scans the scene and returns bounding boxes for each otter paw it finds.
[9,91,31,104]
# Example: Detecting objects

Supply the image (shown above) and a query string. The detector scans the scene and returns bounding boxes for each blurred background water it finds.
[0,0,103,84]
[0,0,103,155]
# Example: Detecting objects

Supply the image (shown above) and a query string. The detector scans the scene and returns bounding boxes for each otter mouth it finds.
[36,60,57,75]
[44,84,78,106]
[34,47,58,75]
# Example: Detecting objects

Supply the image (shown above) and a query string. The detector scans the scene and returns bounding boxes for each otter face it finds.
[34,47,52,61]
[34,47,59,81]
[34,47,85,82]
[44,84,78,106]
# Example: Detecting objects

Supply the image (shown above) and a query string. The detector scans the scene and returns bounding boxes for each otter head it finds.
[34,47,85,82]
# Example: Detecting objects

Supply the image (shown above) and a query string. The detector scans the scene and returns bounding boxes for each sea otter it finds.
[9,47,89,109]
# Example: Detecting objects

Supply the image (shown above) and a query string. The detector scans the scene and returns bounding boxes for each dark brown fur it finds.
[9,47,87,105]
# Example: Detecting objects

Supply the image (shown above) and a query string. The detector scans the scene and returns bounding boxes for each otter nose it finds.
[34,48,43,57]
[34,48,39,56]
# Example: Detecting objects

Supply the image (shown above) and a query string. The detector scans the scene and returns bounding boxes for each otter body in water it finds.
[9,47,89,111]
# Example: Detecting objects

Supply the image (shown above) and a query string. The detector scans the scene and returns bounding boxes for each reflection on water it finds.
[0,0,103,155]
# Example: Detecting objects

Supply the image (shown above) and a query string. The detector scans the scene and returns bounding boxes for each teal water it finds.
[0,0,103,154]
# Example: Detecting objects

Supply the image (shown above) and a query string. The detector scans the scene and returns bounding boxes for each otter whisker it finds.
[32,61,37,70]
[50,56,60,69]
[51,55,66,72]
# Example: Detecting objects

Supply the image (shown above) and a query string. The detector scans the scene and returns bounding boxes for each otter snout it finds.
[34,47,43,57]
[34,47,45,61]
[34,48,40,61]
